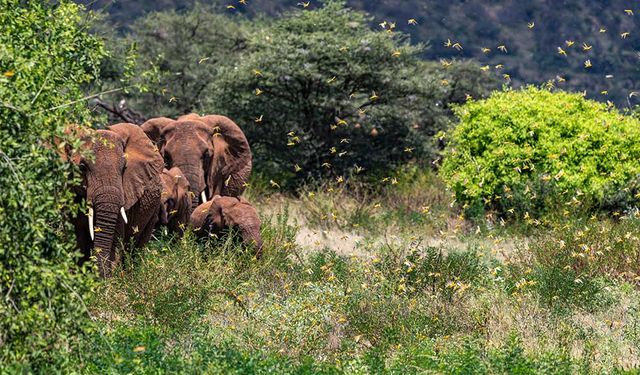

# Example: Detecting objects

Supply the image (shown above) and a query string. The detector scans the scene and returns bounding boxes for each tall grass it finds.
[74,170,640,372]
[297,166,461,236]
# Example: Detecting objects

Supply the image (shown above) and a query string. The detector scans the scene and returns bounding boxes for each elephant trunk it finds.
[91,197,121,278]
[191,197,199,212]
[240,224,263,259]
[176,164,205,211]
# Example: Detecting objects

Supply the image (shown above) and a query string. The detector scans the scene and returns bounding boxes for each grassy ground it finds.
[75,168,640,373]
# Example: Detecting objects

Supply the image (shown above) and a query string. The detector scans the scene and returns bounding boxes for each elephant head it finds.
[141,114,252,210]
[63,123,163,277]
[159,167,191,233]
[190,195,263,257]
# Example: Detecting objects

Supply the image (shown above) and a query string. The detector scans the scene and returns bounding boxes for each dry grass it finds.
[85,169,640,373]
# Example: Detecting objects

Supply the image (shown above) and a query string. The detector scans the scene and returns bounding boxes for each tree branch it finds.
[91,98,147,125]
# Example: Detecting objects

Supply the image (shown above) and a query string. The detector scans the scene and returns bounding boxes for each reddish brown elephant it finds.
[141,113,252,210]
[62,123,163,277]
[159,167,191,233]
[190,195,263,257]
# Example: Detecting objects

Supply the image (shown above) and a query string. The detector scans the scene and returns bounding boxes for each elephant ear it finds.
[200,115,252,197]
[56,124,93,165]
[140,117,175,144]
[109,123,164,209]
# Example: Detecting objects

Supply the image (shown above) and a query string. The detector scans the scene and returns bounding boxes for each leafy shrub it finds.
[81,325,580,374]
[82,325,341,374]
[440,86,640,218]
[0,0,106,369]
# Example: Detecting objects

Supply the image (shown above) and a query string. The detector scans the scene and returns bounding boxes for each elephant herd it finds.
[60,113,262,278]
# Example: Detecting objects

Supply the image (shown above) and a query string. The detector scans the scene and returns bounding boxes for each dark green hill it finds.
[78,0,640,106]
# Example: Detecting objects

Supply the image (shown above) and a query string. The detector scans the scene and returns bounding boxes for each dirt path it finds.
[256,194,523,260]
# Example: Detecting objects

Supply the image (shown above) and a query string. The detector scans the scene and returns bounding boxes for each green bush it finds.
[81,325,341,375]
[390,335,576,374]
[79,326,580,374]
[0,0,105,369]
[440,86,640,218]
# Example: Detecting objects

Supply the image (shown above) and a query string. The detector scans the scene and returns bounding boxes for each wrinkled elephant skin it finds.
[64,123,163,277]
[141,114,252,211]
[159,167,191,233]
[190,195,263,257]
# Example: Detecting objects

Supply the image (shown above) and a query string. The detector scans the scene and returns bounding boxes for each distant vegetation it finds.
[80,0,640,107]
[93,2,497,187]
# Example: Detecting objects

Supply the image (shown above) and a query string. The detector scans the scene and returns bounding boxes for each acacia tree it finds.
[0,0,105,369]
[212,1,428,186]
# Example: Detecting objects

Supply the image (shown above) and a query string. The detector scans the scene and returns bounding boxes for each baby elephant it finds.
[159,167,192,233]
[190,195,263,257]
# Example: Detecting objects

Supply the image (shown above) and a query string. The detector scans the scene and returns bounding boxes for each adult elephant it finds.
[63,123,163,277]
[141,113,252,210]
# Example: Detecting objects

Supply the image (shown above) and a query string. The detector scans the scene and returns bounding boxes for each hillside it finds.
[79,0,640,106]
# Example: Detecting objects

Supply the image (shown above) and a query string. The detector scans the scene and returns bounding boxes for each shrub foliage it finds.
[0,0,105,369]
[441,86,640,217]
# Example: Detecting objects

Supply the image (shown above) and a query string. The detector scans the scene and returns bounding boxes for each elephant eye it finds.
[78,161,88,173]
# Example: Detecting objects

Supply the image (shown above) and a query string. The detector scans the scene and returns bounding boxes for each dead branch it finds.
[91,97,147,125]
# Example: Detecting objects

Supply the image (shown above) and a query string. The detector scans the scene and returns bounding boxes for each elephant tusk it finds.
[120,207,128,224]
[88,206,94,241]
[201,191,207,203]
